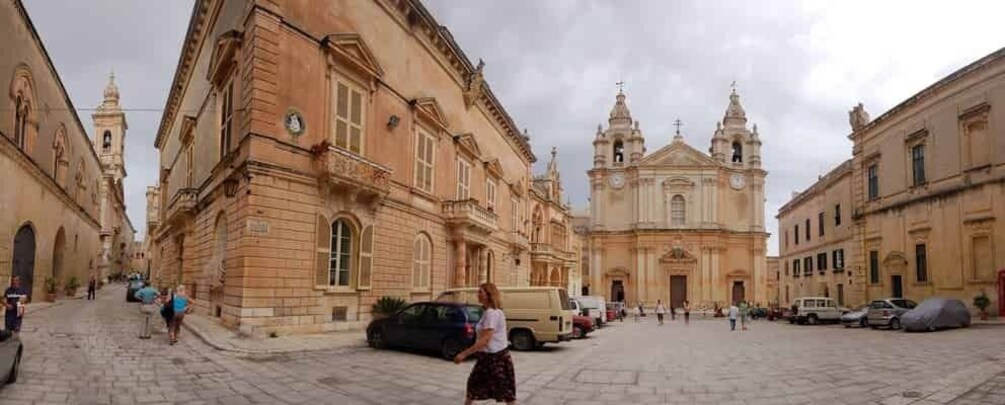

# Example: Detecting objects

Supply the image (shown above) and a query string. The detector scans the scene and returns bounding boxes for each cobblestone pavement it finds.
[2,287,1005,404]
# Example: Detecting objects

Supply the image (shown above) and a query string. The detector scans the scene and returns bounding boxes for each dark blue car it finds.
[366,302,482,360]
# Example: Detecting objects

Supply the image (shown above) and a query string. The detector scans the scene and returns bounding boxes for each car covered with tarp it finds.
[902,298,971,332]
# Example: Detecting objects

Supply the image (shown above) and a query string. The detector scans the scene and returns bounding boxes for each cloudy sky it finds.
[24,1,1004,255]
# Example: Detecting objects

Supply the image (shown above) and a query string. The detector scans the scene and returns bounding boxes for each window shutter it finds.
[315,214,330,286]
[358,225,373,289]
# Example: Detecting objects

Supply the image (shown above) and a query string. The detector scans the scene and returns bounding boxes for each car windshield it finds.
[558,289,572,310]
[891,299,917,309]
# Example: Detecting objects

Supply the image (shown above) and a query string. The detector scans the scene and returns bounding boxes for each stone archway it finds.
[12,224,37,299]
[53,227,66,289]
[549,267,561,287]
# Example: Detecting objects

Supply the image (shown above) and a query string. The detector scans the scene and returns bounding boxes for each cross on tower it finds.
[730,80,737,94]
[616,81,625,94]
[673,118,682,135]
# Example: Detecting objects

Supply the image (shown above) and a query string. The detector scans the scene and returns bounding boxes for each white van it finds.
[791,296,844,325]
[577,295,608,326]
[437,286,574,350]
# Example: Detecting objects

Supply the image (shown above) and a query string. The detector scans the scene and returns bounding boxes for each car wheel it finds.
[844,323,851,328]
[890,318,901,330]
[6,349,20,384]
[510,330,536,351]
[367,329,385,349]
[860,318,868,328]
[807,314,818,325]
[572,326,585,339]
[441,339,463,361]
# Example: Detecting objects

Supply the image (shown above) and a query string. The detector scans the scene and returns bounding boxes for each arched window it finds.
[102,131,112,152]
[731,141,743,163]
[412,234,431,289]
[671,195,685,226]
[613,140,624,163]
[330,219,353,287]
[14,95,25,148]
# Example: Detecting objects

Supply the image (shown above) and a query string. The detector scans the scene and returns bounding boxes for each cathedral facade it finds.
[587,89,769,310]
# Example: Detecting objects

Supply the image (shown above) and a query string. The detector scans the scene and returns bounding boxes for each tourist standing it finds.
[168,285,191,345]
[728,302,739,331]
[739,301,750,331]
[87,275,97,300]
[3,276,28,333]
[454,283,516,405]
[656,300,667,325]
[633,303,641,322]
[134,284,160,339]
[684,300,691,325]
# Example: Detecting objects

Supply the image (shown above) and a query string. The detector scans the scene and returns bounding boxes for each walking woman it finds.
[683,300,691,325]
[656,300,667,325]
[453,283,516,404]
[168,285,191,345]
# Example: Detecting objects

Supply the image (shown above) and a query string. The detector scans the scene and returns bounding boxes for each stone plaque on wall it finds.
[247,220,270,236]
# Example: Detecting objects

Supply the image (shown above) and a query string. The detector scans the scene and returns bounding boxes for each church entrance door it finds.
[731,281,744,304]
[611,280,625,303]
[12,225,36,300]
[670,276,686,309]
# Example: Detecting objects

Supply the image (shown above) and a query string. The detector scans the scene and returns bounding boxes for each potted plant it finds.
[371,296,408,320]
[973,291,991,321]
[64,276,80,297]
[43,277,58,302]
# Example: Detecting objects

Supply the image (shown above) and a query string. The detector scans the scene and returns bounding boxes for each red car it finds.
[572,315,594,339]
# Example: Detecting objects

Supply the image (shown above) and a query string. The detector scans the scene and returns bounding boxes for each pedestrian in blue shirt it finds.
[168,285,191,345]
[4,276,28,333]
[134,284,160,339]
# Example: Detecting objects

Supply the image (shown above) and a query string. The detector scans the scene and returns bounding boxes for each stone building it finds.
[777,160,855,306]
[777,47,1005,314]
[1,1,133,299]
[586,88,770,309]
[528,148,580,293]
[150,0,557,334]
[766,256,780,306]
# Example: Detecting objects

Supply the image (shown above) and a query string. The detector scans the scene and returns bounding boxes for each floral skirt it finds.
[467,349,516,403]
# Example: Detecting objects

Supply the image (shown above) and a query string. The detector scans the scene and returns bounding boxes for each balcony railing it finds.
[510,231,530,252]
[530,243,552,255]
[314,145,392,198]
[164,188,198,224]
[442,199,497,233]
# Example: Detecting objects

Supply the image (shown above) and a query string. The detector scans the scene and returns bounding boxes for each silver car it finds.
[841,304,870,328]
[0,329,22,385]
[866,298,918,330]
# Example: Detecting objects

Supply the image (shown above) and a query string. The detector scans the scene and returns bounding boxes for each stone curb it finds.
[181,314,368,356]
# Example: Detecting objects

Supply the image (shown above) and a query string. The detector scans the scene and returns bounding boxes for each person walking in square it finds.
[656,300,667,325]
[134,283,160,339]
[3,276,28,333]
[633,302,641,322]
[684,300,691,325]
[87,275,97,300]
[454,283,516,405]
[739,301,750,331]
[728,302,739,331]
[167,285,191,345]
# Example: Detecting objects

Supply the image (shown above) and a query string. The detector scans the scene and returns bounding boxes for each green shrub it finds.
[372,296,408,317]
[974,291,991,312]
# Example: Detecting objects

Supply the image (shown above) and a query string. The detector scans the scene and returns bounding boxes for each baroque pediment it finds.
[322,33,385,79]
[640,141,720,168]
[454,133,482,160]
[412,97,449,132]
[207,30,242,85]
[483,158,504,179]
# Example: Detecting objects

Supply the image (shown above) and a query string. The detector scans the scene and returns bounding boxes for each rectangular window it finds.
[915,243,928,283]
[966,120,991,169]
[185,144,194,188]
[869,250,879,284]
[793,260,800,277]
[868,164,879,200]
[784,261,789,276]
[795,225,799,245]
[456,158,471,200]
[784,231,789,248]
[835,204,841,226]
[413,130,435,193]
[805,219,811,241]
[972,235,992,281]
[333,80,364,153]
[219,80,234,160]
[833,249,844,269]
[486,180,497,210]
[817,252,827,271]
[818,212,825,236]
[912,144,926,186]
[805,257,813,274]
[837,284,844,306]
[510,197,519,231]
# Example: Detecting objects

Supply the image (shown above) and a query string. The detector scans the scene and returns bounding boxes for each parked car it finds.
[572,315,594,339]
[568,298,584,316]
[749,307,768,320]
[841,304,871,328]
[437,286,574,350]
[578,296,608,326]
[903,298,971,332]
[366,302,481,360]
[790,297,844,325]
[867,298,918,330]
[0,329,22,385]
[125,279,146,302]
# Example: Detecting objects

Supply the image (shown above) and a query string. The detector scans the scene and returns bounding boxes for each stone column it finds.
[454,239,467,287]
[478,247,488,285]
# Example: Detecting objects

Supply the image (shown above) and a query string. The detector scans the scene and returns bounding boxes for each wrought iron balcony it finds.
[442,199,497,234]
[313,145,392,201]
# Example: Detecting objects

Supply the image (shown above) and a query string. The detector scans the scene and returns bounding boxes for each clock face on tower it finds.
[729,173,746,190]
[609,173,626,189]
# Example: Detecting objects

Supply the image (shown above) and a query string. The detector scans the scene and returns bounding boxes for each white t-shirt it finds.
[656,304,666,314]
[477,308,509,353]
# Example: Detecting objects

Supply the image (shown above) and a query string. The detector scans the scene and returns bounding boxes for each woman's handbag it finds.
[160,295,175,320]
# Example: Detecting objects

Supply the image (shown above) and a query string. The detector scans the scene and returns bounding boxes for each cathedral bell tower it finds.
[593,87,645,169]
[710,88,761,169]
[93,72,128,181]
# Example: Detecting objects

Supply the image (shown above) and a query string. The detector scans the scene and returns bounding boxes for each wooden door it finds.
[670,276,686,309]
